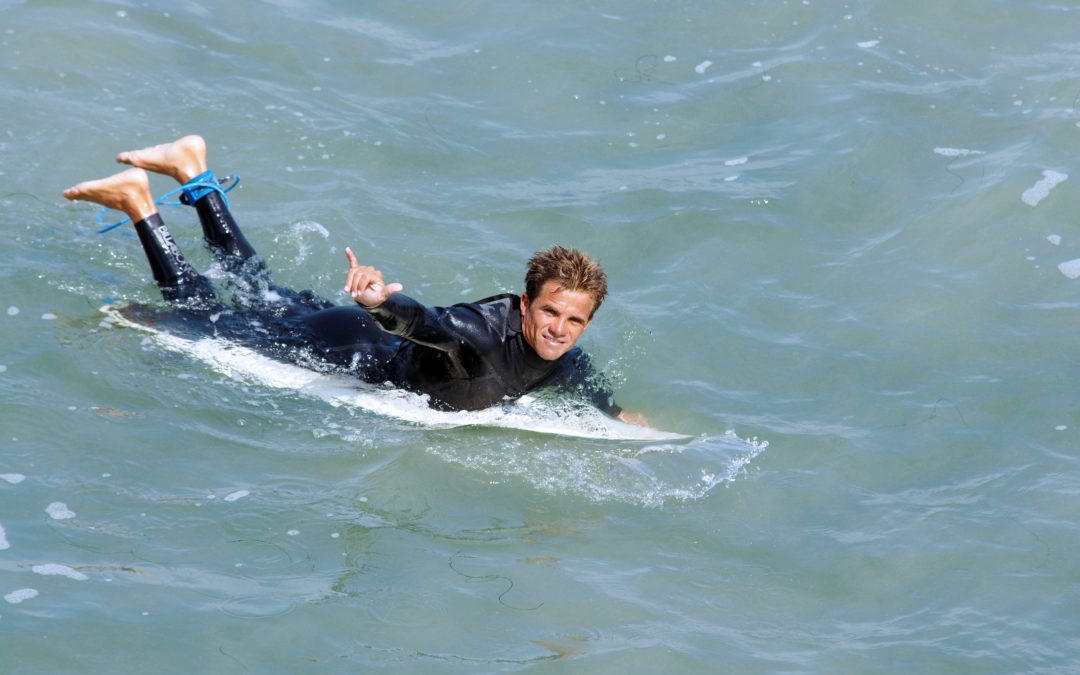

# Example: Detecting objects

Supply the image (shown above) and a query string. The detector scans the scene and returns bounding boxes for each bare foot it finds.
[116,134,208,185]
[63,168,157,224]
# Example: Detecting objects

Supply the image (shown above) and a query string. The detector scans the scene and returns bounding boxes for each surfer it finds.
[64,135,648,426]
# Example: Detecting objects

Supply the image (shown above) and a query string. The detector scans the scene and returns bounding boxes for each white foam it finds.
[695,60,713,75]
[1058,259,1080,279]
[1022,170,1068,206]
[0,473,24,484]
[223,490,250,502]
[857,39,880,49]
[6,306,18,316]
[725,157,748,166]
[46,502,76,520]
[261,289,284,304]
[1048,235,1062,246]
[4,589,38,604]
[0,522,8,550]
[430,430,767,508]
[41,313,57,321]
[32,564,88,581]
[933,147,984,157]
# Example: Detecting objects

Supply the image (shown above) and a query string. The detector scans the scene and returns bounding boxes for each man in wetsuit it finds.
[63,135,648,426]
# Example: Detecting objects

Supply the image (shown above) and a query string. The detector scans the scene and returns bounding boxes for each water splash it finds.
[427,431,766,508]
[272,219,330,267]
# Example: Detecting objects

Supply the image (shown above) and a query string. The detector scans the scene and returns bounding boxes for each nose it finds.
[549,317,567,337]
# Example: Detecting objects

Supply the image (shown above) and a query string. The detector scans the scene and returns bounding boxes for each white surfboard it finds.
[99,303,690,442]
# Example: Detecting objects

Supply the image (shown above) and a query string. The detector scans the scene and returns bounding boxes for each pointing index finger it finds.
[344,247,359,268]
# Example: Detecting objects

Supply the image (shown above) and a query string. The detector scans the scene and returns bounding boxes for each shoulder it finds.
[549,346,591,379]
[423,293,521,348]
[564,346,591,368]
[551,348,621,415]
[451,294,521,334]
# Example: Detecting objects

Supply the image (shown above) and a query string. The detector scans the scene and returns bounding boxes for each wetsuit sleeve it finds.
[556,349,624,418]
[363,294,492,353]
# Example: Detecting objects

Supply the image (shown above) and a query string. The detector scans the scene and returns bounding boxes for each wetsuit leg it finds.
[190,190,259,266]
[133,214,216,304]
[186,183,336,313]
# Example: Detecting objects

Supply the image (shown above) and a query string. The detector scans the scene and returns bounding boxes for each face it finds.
[520,281,595,361]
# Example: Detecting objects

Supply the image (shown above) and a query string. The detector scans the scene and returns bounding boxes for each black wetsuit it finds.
[128,178,621,415]
[304,295,619,413]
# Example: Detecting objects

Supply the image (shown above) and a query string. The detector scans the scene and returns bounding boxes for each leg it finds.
[116,135,339,312]
[63,169,215,304]
[117,135,258,264]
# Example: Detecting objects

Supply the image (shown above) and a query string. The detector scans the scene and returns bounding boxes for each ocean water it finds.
[3,0,1080,671]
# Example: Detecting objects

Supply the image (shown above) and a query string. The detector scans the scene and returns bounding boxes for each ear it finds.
[519,293,529,314]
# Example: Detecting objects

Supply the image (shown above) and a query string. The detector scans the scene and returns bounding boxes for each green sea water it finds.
[3,0,1080,671]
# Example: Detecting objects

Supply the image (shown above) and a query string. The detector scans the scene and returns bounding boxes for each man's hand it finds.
[344,247,403,307]
[617,409,651,428]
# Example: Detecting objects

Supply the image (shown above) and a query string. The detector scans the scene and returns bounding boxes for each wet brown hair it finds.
[524,245,608,317]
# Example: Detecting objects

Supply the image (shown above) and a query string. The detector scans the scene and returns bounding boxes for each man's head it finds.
[520,246,608,361]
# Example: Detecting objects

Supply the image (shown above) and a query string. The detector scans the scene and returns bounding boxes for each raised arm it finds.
[344,247,493,354]
[343,247,403,307]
